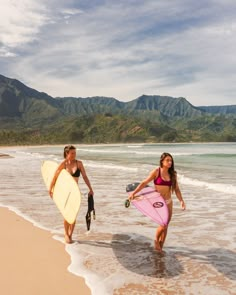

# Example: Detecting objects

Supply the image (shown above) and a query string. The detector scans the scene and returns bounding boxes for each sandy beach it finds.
[0,207,91,295]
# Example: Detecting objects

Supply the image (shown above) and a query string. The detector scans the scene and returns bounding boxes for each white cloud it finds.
[61,8,84,16]
[1,0,236,106]
[0,46,17,57]
[0,0,49,47]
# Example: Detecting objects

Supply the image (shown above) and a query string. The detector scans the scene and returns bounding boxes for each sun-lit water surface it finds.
[0,143,235,295]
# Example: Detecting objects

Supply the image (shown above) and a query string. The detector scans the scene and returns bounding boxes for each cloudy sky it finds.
[0,0,236,106]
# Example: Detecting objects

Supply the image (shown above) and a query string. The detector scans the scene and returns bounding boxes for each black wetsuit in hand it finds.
[86,193,95,231]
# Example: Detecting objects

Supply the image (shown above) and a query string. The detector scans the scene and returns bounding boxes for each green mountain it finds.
[0,74,236,144]
[198,105,236,115]
[58,96,124,116]
[125,95,202,117]
[0,74,61,127]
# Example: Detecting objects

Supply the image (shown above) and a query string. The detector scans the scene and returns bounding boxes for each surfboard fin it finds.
[126,182,149,192]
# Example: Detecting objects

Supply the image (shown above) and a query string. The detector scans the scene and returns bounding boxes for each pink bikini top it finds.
[154,168,172,186]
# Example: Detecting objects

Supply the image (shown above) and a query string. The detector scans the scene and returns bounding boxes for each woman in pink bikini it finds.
[129,152,185,252]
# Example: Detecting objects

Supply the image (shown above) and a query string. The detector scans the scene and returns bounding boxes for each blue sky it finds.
[0,0,236,106]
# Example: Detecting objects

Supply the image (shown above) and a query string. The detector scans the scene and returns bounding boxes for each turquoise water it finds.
[0,143,235,295]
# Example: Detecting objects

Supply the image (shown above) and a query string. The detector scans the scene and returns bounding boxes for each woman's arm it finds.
[129,169,157,200]
[79,161,94,195]
[174,178,186,210]
[49,161,65,198]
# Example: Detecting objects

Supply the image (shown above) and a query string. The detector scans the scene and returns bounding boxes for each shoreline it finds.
[1,141,235,149]
[0,207,91,295]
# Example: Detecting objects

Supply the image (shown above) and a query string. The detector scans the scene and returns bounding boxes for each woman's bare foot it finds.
[159,239,163,250]
[69,235,73,243]
[65,234,72,244]
[154,239,162,252]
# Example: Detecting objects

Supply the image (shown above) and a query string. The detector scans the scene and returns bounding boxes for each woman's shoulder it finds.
[154,167,160,173]
[150,167,159,176]
[58,159,66,170]
[76,159,83,166]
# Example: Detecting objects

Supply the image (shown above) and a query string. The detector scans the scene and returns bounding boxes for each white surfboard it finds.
[41,160,82,224]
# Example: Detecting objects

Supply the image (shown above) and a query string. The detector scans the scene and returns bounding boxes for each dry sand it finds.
[0,207,91,295]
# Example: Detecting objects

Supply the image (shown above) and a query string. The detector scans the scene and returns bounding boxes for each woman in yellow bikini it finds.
[129,152,185,252]
[49,145,94,243]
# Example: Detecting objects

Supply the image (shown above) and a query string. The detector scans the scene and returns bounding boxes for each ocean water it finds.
[0,143,236,295]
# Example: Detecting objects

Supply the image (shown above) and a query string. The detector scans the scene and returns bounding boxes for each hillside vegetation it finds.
[0,74,236,144]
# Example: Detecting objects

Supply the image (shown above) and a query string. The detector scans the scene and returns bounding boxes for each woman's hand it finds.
[49,189,53,198]
[89,189,94,196]
[180,200,186,210]
[129,193,135,201]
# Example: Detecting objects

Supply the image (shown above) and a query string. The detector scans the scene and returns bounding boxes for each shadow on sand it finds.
[167,246,236,281]
[111,233,183,278]
[78,233,184,278]
[79,233,236,280]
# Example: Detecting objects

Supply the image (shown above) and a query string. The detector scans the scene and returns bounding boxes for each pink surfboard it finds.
[126,183,169,226]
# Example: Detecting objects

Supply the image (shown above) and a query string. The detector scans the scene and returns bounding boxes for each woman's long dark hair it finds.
[159,152,176,192]
[63,145,76,158]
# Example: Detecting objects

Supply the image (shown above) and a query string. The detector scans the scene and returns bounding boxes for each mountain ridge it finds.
[1,74,236,118]
[0,74,236,144]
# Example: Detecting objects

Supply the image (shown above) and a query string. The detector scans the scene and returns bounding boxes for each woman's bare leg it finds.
[64,220,72,243]
[159,227,168,249]
[155,226,165,252]
[68,221,76,241]
[158,202,173,250]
